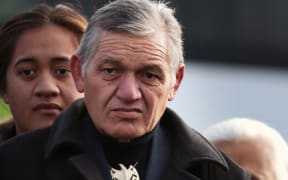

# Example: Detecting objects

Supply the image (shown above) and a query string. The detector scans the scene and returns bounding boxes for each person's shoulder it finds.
[160,108,251,179]
[0,126,50,159]
[0,127,51,179]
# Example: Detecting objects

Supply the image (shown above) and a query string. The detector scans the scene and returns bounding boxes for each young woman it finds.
[0,3,87,142]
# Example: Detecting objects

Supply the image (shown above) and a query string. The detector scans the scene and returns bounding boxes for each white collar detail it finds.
[110,163,140,180]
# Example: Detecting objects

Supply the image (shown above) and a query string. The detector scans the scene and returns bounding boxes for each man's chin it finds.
[108,130,142,143]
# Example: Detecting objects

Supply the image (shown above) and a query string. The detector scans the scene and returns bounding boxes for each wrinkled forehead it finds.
[94,30,168,60]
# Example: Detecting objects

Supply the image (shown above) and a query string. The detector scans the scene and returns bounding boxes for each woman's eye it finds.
[55,68,70,76]
[18,68,37,80]
[251,175,260,180]
[20,69,35,76]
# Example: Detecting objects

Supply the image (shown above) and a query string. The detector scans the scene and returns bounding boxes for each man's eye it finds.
[145,72,159,79]
[141,72,162,86]
[103,68,116,74]
[99,67,120,81]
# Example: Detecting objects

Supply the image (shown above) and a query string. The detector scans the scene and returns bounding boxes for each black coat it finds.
[0,99,251,180]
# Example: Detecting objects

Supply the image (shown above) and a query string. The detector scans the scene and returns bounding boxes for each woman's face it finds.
[2,23,83,134]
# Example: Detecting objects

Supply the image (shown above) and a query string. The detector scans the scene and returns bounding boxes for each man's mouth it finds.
[112,108,141,119]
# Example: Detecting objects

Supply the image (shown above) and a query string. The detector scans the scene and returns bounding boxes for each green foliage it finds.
[0,99,11,123]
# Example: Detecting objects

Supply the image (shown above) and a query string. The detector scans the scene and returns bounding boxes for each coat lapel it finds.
[160,166,201,180]
[161,108,228,169]
[68,154,105,180]
[156,108,229,180]
[45,154,105,180]
[45,100,111,180]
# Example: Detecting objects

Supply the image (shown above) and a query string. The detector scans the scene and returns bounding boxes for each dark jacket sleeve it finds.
[187,152,251,180]
[216,152,251,180]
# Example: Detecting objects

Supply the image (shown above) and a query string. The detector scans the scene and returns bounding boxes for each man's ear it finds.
[168,65,185,101]
[71,54,85,93]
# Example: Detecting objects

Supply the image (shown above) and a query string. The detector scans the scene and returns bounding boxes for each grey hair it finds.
[77,0,184,84]
[203,118,288,180]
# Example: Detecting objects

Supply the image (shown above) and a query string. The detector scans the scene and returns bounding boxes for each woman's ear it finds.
[168,65,185,101]
[70,54,85,93]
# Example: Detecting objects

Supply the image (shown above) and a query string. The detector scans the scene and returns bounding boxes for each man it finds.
[0,0,250,179]
[0,3,87,142]
[204,118,288,180]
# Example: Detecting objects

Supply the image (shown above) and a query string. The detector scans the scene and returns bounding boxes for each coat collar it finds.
[45,99,228,179]
[45,99,107,180]
[67,154,105,180]
[45,99,87,159]
[160,108,228,171]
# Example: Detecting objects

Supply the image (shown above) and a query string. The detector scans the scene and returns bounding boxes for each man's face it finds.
[72,30,184,142]
[216,138,277,180]
[3,24,83,133]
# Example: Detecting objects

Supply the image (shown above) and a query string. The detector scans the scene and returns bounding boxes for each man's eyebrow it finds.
[99,58,123,66]
[139,63,164,72]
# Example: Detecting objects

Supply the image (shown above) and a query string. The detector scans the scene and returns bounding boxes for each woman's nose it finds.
[34,72,60,98]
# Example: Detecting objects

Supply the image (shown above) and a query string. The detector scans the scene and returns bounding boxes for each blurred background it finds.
[0,0,287,140]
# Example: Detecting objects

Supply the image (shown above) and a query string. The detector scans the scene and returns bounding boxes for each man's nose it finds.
[34,72,60,98]
[116,74,142,102]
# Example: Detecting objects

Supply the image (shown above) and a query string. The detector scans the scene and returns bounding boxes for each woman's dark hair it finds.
[0,3,88,93]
